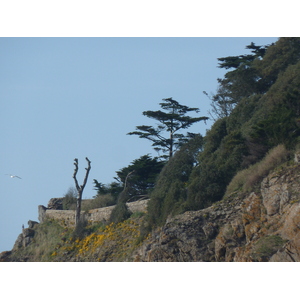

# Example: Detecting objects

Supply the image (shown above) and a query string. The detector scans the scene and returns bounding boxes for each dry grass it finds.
[225,144,289,196]
[77,194,116,211]
[10,220,70,261]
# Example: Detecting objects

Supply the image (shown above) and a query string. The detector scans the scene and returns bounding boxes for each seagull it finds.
[5,174,22,179]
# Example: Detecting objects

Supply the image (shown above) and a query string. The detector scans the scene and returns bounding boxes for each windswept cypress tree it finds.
[128,98,208,159]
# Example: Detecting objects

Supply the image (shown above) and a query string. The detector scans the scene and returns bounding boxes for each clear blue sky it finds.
[0,37,278,252]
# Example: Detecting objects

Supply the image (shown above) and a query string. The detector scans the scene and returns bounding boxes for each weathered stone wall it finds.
[39,199,149,227]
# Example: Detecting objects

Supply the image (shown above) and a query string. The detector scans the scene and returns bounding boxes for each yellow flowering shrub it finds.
[49,214,151,261]
[73,218,142,261]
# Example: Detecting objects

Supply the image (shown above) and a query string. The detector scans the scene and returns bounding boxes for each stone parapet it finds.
[39,199,149,227]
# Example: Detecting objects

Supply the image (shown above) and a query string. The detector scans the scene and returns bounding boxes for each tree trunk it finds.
[169,131,173,158]
[73,157,91,226]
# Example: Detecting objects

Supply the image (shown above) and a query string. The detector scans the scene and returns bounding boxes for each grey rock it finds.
[48,197,63,210]
[28,220,39,229]
[38,205,47,223]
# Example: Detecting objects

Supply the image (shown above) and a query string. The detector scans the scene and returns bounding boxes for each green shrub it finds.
[146,135,204,228]
[108,185,132,224]
[187,130,248,210]
[62,187,77,210]
[109,201,132,224]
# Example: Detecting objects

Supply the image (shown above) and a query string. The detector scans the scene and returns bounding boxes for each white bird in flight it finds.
[5,174,22,179]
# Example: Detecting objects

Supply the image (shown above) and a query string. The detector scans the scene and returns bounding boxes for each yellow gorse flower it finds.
[73,218,142,260]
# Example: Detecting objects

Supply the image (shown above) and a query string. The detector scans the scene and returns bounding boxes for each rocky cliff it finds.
[2,162,300,262]
[133,162,300,262]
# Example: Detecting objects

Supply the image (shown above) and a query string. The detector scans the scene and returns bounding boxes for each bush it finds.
[62,187,78,210]
[225,144,289,196]
[108,186,132,224]
[109,202,132,224]
[187,130,248,210]
[146,135,204,227]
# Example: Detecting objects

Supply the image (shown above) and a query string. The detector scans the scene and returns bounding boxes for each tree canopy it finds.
[207,42,272,120]
[93,154,164,203]
[128,97,208,158]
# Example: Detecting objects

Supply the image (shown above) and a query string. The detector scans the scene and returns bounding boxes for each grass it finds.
[252,235,286,260]
[64,194,117,211]
[10,220,71,262]
[13,212,150,262]
[225,144,289,196]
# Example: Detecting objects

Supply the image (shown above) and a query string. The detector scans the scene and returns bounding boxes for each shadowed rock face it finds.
[134,164,300,262]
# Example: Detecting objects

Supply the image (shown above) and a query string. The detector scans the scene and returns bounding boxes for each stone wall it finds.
[39,199,149,227]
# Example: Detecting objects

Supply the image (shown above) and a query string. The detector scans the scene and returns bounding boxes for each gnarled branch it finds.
[73,158,80,191]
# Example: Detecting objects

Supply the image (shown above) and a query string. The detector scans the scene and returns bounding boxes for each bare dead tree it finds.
[73,157,91,226]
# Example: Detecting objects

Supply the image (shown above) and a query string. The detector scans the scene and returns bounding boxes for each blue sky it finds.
[0,37,278,252]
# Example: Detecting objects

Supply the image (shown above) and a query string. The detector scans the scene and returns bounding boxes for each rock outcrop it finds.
[47,198,64,210]
[12,220,39,251]
[134,163,300,262]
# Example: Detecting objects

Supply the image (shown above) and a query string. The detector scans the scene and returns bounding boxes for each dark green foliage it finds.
[115,154,165,200]
[93,180,109,195]
[249,61,300,150]
[217,42,268,69]
[201,118,228,154]
[250,104,299,149]
[128,97,208,158]
[146,135,204,227]
[211,42,271,117]
[187,130,248,210]
[94,155,164,204]
[255,37,300,87]
[93,180,123,200]
[225,94,262,134]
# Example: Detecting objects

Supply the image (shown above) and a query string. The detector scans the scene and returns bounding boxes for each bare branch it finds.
[81,157,91,191]
[73,158,80,191]
[124,170,135,190]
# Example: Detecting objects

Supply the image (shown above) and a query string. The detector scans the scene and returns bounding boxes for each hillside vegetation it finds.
[144,37,300,230]
[2,37,300,262]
